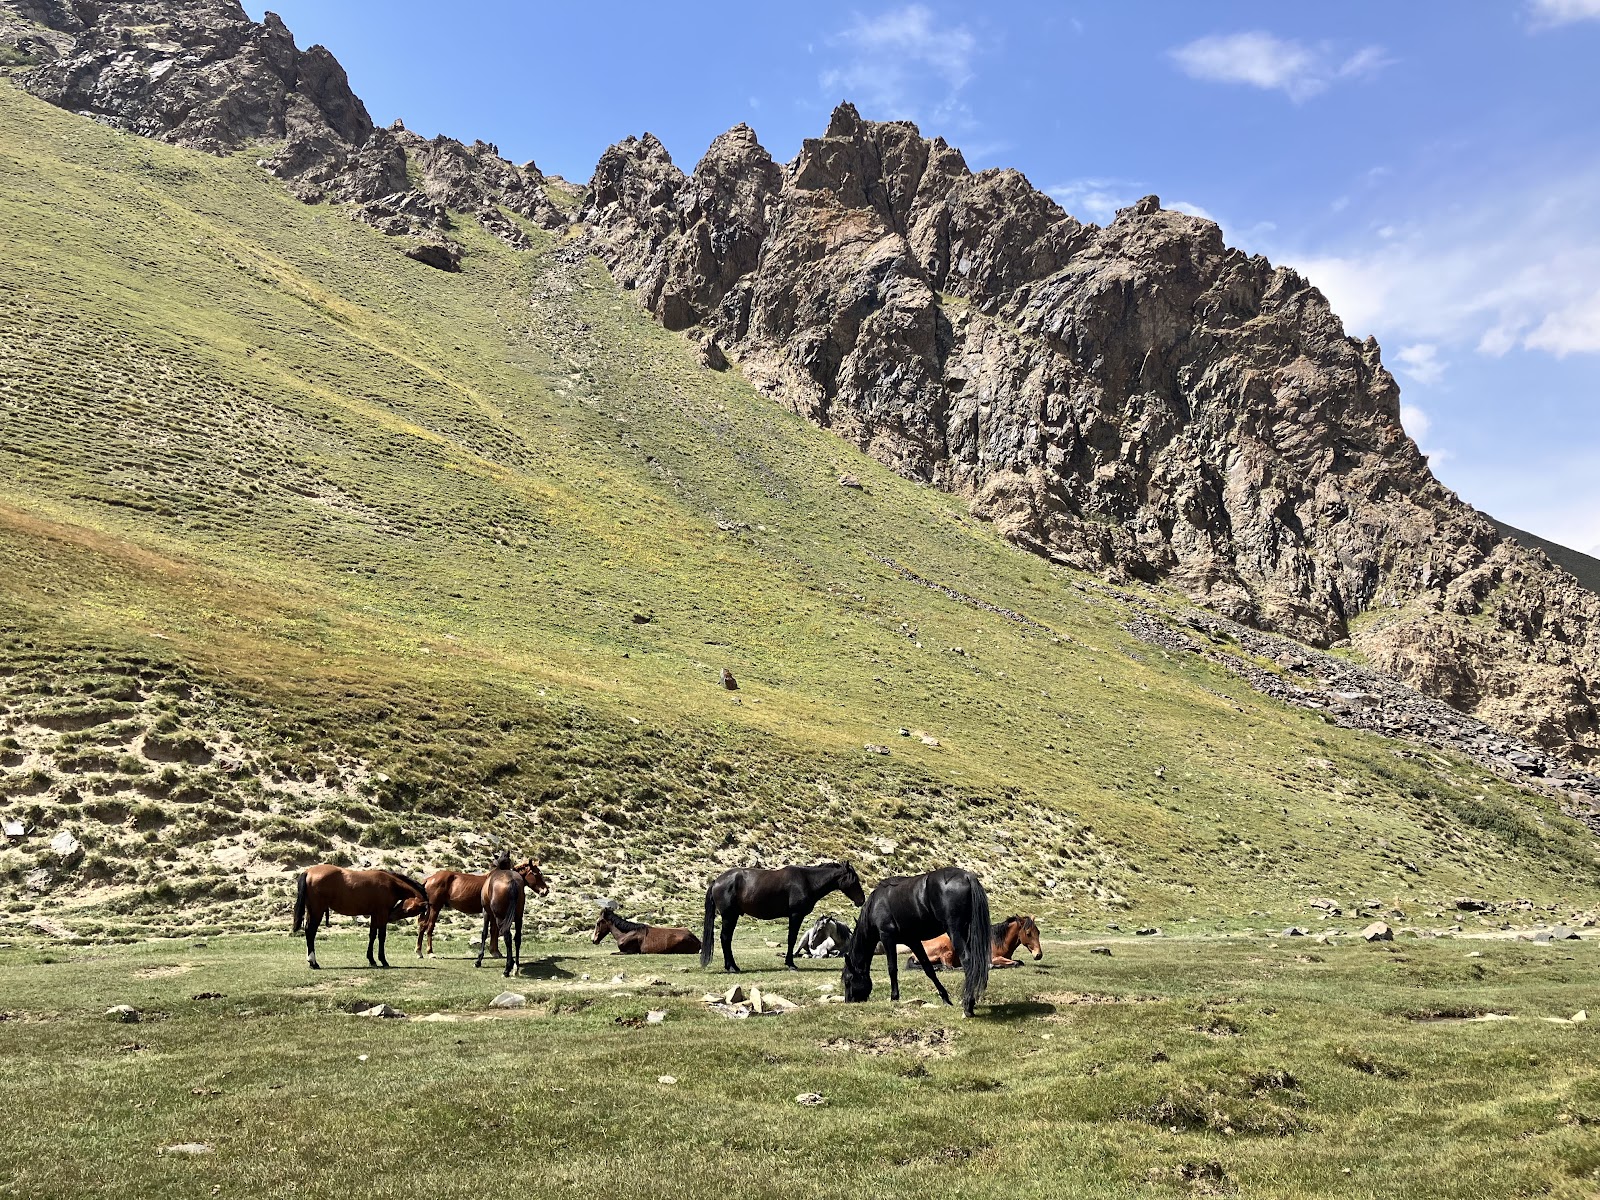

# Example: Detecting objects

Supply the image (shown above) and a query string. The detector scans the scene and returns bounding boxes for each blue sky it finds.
[249,1,1600,553]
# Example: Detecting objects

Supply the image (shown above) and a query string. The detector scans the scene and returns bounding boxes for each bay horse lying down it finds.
[293,864,429,969]
[912,914,1042,969]
[594,908,701,954]
[417,858,549,957]
[843,867,992,1017]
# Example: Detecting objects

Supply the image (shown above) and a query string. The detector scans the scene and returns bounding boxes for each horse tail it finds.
[956,874,992,1015]
[292,871,308,934]
[699,885,716,969]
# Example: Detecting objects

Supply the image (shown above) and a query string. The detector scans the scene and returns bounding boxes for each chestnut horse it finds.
[701,862,866,972]
[416,859,549,957]
[593,908,701,954]
[474,868,524,977]
[293,864,429,969]
[843,867,991,1016]
[912,914,1043,969]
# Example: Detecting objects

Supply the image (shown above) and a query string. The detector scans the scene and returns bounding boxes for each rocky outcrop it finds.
[581,103,1600,760]
[1,0,567,248]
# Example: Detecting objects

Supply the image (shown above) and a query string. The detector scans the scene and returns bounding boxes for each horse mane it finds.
[992,914,1021,937]
[602,909,649,932]
[385,870,429,900]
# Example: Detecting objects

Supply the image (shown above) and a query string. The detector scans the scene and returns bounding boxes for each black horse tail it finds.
[956,874,992,1015]
[699,886,716,969]
[292,871,308,934]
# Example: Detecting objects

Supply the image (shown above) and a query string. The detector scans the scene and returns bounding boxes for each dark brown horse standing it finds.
[475,868,525,977]
[701,863,866,972]
[593,909,701,954]
[914,914,1043,969]
[293,865,429,969]
[416,859,549,957]
[843,866,992,1016]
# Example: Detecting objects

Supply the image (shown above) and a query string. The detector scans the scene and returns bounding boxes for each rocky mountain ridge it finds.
[5,0,1600,762]
[577,105,1600,762]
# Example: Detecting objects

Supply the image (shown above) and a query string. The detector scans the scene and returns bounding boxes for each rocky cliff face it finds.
[580,104,1600,761]
[1,0,570,260]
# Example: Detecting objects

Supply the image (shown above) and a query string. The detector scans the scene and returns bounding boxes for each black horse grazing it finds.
[701,862,867,972]
[842,867,992,1017]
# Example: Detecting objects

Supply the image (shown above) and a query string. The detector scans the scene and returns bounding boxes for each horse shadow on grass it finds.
[514,956,576,981]
[985,999,1057,1021]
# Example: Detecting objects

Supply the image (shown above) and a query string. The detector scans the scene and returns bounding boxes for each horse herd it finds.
[291,857,1043,1016]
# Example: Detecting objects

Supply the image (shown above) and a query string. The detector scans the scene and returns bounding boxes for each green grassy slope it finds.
[1,81,1596,938]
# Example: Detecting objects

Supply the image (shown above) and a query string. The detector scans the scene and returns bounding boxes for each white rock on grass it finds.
[795,1093,826,1106]
[357,1004,405,1019]
[657,1075,677,1085]
[161,1143,212,1155]
[646,1010,667,1024]
[105,1005,140,1023]
[490,992,526,1009]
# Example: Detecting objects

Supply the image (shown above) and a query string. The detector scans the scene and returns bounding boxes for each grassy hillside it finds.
[1,80,1597,941]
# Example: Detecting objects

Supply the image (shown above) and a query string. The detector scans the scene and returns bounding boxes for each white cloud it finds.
[1399,403,1432,440]
[1168,199,1217,221]
[820,5,981,128]
[1528,0,1600,28]
[1281,165,1600,362]
[1394,343,1447,385]
[1047,178,1139,225]
[1169,31,1390,102]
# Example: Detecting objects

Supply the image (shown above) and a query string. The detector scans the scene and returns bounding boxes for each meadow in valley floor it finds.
[1,928,1598,1199]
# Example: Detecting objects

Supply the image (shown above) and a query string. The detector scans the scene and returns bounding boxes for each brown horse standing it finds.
[475,869,524,977]
[914,914,1043,970]
[417,859,549,957]
[293,865,429,970]
[593,909,701,954]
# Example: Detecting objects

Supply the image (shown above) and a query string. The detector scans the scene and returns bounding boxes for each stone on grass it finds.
[161,1143,213,1155]
[646,1010,667,1024]
[1281,927,1308,938]
[724,985,747,1005]
[357,1003,405,1019]
[106,1005,140,1023]
[1135,927,1159,936]
[839,473,862,489]
[50,830,81,859]
[1361,922,1393,942]
[657,1074,677,1085]
[1550,927,1580,940]
[490,992,526,1009]
[795,1093,825,1106]
[1090,946,1112,956]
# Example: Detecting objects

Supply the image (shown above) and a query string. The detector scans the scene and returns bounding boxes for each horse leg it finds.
[910,939,954,1006]
[366,920,379,968]
[475,911,490,968]
[305,905,323,969]
[507,904,522,979]
[377,918,392,968]
[720,910,741,973]
[784,912,804,970]
[884,938,901,1002]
